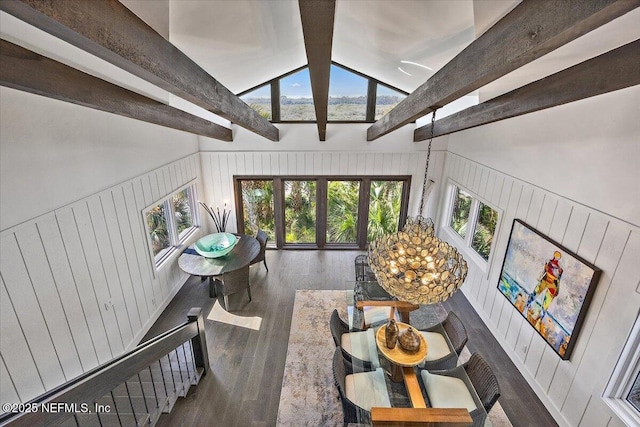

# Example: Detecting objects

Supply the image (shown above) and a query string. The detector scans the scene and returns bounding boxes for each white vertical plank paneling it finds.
[122,183,157,312]
[111,189,150,322]
[1,155,201,405]
[398,154,409,179]
[162,167,172,194]
[562,221,630,425]
[155,170,165,197]
[339,153,349,174]
[99,192,144,329]
[270,152,279,175]
[349,153,359,174]
[72,202,123,355]
[252,152,263,175]
[0,233,67,389]
[149,172,160,203]
[86,196,134,348]
[131,179,159,303]
[14,225,83,381]
[141,174,152,206]
[260,152,271,175]
[313,153,322,175]
[55,208,113,364]
[0,278,46,400]
[439,153,639,427]
[220,154,232,205]
[0,355,20,405]
[37,215,98,370]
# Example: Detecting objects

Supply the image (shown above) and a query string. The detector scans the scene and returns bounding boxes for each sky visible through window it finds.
[241,65,406,121]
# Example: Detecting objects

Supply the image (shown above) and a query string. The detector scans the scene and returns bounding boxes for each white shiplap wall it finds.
[438,153,640,427]
[0,154,203,405]
[198,150,446,232]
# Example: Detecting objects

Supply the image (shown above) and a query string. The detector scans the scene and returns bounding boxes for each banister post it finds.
[187,307,210,375]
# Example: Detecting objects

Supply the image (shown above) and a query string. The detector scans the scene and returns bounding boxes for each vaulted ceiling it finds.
[1,0,639,142]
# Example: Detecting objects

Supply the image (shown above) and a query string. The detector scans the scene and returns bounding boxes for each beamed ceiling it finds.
[1,0,639,142]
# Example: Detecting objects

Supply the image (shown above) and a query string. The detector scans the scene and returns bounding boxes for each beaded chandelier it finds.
[368,111,468,304]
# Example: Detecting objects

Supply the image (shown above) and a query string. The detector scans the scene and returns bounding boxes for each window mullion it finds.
[165,199,179,246]
[271,80,280,122]
[467,199,480,247]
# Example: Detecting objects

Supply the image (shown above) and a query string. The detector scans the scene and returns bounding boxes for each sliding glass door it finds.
[235,176,409,249]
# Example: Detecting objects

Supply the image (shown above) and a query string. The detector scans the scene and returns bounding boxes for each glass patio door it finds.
[283,180,317,244]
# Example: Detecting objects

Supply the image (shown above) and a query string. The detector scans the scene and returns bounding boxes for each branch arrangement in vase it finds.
[199,202,230,233]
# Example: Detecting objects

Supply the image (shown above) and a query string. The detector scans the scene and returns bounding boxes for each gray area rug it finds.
[276,289,513,427]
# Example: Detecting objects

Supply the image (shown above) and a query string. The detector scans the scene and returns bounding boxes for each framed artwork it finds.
[497,219,601,360]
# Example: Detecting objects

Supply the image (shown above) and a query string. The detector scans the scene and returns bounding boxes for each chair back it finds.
[221,265,250,296]
[255,229,268,259]
[442,311,468,355]
[332,347,370,425]
[464,353,501,413]
[330,309,349,347]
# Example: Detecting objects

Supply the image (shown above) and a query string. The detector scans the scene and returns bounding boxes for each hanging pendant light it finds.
[368,110,468,305]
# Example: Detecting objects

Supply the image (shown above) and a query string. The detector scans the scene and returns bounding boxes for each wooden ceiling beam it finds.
[414,40,640,141]
[0,0,279,141]
[0,40,232,141]
[367,0,640,141]
[299,0,336,141]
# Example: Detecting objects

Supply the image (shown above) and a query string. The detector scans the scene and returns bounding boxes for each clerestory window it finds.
[237,63,408,123]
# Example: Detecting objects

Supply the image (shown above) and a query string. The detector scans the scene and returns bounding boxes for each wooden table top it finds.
[376,322,427,367]
[178,234,259,277]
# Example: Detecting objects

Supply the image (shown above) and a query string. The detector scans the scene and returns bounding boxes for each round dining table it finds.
[178,233,259,297]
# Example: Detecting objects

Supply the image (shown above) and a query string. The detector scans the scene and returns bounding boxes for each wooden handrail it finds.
[0,308,209,427]
[371,407,472,426]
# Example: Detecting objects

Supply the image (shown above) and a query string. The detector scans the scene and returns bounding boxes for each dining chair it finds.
[419,352,500,427]
[216,265,251,311]
[250,229,269,271]
[330,309,380,370]
[418,311,468,371]
[332,347,391,426]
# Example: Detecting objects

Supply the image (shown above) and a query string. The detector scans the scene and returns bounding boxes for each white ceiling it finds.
[120,0,639,106]
[122,0,505,94]
[3,0,638,128]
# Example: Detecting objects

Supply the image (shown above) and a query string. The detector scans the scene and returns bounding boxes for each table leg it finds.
[390,363,404,383]
[208,277,218,298]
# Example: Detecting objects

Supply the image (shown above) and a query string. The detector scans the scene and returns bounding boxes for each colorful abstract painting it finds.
[497,220,601,360]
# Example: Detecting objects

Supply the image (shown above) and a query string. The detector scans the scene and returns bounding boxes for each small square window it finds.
[446,183,500,265]
[173,187,194,240]
[450,187,472,238]
[145,202,171,260]
[144,184,199,268]
[472,202,499,261]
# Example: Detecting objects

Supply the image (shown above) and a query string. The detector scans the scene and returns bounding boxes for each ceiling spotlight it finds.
[401,60,433,71]
[398,66,412,76]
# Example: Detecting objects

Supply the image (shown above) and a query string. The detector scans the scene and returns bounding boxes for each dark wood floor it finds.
[144,250,557,427]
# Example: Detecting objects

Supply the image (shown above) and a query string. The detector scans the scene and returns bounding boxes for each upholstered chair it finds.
[420,352,500,427]
[418,311,468,371]
[250,229,269,271]
[332,347,391,426]
[330,309,380,370]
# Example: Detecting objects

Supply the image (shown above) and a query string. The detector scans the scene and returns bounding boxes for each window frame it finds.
[236,62,409,124]
[143,181,200,270]
[233,175,411,250]
[442,181,501,268]
[604,311,640,427]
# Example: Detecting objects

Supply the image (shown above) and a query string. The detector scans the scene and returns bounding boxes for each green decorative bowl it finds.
[194,233,237,258]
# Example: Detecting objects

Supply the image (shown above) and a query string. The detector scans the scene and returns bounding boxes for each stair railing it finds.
[0,307,209,427]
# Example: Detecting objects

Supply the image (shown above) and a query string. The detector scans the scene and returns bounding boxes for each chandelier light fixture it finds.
[368,110,468,304]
